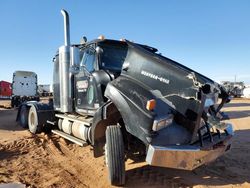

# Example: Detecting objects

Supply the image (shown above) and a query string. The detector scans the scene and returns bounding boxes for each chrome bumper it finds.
[146,124,233,170]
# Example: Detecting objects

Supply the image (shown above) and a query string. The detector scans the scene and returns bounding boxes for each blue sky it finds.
[0,1,250,84]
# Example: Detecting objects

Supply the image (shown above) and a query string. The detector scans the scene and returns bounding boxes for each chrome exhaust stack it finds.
[58,9,72,112]
[61,9,70,46]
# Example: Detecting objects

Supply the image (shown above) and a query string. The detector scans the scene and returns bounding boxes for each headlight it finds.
[152,114,173,131]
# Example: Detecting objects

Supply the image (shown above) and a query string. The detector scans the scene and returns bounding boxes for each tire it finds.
[19,105,29,128]
[28,105,42,134]
[11,98,14,108]
[105,125,125,186]
[12,97,18,108]
[15,97,20,108]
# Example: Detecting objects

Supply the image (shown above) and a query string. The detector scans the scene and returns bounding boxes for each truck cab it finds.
[74,40,127,115]
[11,71,39,107]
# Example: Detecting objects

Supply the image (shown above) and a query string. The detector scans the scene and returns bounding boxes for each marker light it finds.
[98,35,105,40]
[146,99,156,111]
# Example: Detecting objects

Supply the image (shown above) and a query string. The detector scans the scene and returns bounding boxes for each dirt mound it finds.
[0,133,189,188]
[0,99,11,109]
[0,134,109,188]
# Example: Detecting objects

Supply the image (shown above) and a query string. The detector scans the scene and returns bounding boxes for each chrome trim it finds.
[146,133,233,170]
[61,9,70,46]
[52,130,87,146]
[58,9,73,113]
[59,46,72,112]
[70,47,80,67]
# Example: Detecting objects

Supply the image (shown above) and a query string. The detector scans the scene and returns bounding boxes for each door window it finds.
[81,48,96,72]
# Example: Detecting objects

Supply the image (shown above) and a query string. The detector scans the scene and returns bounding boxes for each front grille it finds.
[193,123,229,148]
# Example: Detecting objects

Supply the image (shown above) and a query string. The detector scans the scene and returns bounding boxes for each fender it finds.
[16,101,38,122]
[91,76,156,157]
[91,101,120,157]
[16,101,54,124]
[104,76,156,144]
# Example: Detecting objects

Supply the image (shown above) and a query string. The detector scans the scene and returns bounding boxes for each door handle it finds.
[122,61,130,71]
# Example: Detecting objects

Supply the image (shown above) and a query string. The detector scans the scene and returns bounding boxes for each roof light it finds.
[98,35,105,40]
[146,99,156,111]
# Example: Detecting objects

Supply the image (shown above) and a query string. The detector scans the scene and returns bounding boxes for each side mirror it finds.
[80,36,87,44]
[95,46,103,54]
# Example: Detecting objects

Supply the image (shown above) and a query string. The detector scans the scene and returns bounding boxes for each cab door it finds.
[75,47,101,115]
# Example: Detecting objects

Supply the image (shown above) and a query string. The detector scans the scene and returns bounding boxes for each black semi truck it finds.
[17,10,233,186]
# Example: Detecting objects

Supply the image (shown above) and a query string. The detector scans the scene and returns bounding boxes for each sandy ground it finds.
[0,99,250,188]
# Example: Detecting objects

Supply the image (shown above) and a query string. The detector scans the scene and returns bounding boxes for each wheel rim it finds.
[30,112,35,127]
[105,144,108,167]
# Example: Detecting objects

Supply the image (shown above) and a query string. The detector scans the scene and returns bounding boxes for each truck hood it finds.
[122,41,220,141]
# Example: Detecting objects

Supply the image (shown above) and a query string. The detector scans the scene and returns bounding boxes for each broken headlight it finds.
[204,98,215,107]
[152,114,174,131]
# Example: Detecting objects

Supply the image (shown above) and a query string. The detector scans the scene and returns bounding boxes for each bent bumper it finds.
[146,124,233,170]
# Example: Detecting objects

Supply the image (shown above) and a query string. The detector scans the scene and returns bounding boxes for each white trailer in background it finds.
[243,87,250,98]
[11,71,39,107]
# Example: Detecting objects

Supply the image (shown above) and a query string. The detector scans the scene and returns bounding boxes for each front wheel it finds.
[105,125,125,186]
[28,105,42,134]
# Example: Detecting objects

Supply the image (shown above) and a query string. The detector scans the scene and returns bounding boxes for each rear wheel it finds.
[105,125,125,186]
[28,105,42,134]
[11,98,14,108]
[19,105,29,128]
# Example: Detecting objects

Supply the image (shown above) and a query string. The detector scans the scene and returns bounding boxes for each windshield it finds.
[99,43,128,71]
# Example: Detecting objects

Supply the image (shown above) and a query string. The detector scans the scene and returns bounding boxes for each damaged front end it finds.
[146,124,233,170]
[145,86,233,170]
[122,41,233,170]
[146,89,233,170]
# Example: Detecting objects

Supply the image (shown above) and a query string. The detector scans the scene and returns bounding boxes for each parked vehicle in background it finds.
[0,80,12,99]
[221,81,245,98]
[11,71,39,107]
[231,82,245,97]
[16,10,234,186]
[243,86,250,98]
[38,84,53,97]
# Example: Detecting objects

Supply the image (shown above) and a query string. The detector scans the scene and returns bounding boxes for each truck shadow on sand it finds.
[125,129,250,187]
[225,110,250,119]
[224,102,250,108]
[0,109,24,131]
[0,150,28,161]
